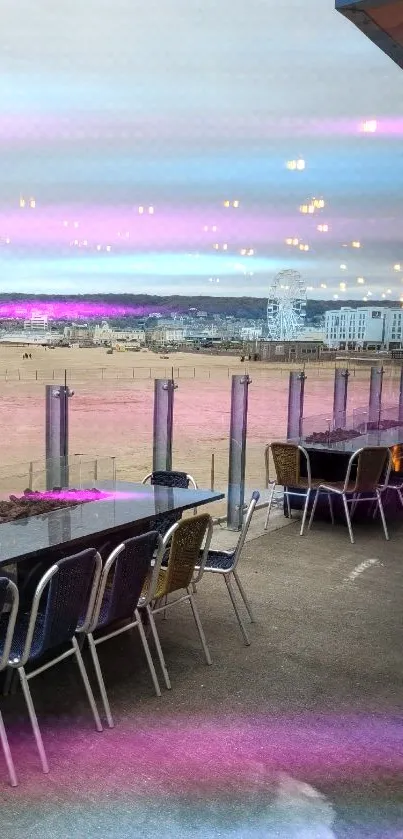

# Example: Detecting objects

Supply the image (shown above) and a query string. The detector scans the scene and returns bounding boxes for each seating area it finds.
[1,495,402,837]
[1,446,402,838]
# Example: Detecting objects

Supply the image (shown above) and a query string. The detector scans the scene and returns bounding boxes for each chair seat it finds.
[204,550,235,571]
[317,481,360,494]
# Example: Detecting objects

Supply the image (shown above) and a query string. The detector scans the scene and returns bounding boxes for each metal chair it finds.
[308,446,392,544]
[6,549,103,774]
[0,577,19,786]
[81,532,162,729]
[141,513,213,690]
[264,442,327,535]
[195,491,260,646]
[142,470,198,534]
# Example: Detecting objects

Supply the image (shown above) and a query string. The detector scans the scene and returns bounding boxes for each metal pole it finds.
[227,374,251,531]
[287,370,306,440]
[210,453,215,491]
[333,368,349,429]
[368,366,383,428]
[152,378,177,472]
[45,383,74,490]
[399,366,403,424]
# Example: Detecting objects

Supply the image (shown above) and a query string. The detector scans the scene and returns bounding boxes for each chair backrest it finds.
[158,513,212,596]
[142,470,197,489]
[0,577,19,671]
[90,532,159,631]
[21,548,101,664]
[346,446,391,493]
[271,442,302,486]
[231,491,260,570]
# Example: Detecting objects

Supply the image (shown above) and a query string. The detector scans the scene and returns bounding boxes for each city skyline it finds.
[0,0,403,299]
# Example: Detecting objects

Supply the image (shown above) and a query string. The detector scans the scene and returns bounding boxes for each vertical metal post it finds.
[45,383,74,490]
[153,378,177,473]
[368,366,383,427]
[287,371,306,440]
[227,374,251,531]
[399,367,403,424]
[333,368,349,429]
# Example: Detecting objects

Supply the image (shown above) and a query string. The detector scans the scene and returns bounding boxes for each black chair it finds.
[80,532,161,729]
[142,470,198,536]
[6,549,103,774]
[0,577,19,786]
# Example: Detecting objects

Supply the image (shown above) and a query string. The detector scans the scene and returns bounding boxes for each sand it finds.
[0,344,400,512]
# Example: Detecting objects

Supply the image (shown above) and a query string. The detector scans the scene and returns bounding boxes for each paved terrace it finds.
[1,509,402,838]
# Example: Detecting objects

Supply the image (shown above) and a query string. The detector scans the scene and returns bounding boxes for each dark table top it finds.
[0,481,225,567]
[290,427,403,455]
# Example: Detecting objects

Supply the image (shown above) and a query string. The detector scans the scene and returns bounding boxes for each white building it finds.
[92,321,145,345]
[324,306,401,349]
[240,327,263,340]
[23,313,48,331]
[147,327,185,346]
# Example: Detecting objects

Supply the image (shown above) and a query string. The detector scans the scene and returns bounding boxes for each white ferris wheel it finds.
[266,269,307,341]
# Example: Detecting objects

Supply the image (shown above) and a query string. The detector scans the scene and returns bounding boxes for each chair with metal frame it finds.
[6,548,103,774]
[195,491,260,646]
[140,513,213,690]
[0,577,19,786]
[143,470,199,526]
[80,531,162,729]
[264,442,328,535]
[308,446,392,544]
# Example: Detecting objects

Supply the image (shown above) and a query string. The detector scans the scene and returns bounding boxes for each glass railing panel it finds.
[69,372,154,484]
[173,375,231,518]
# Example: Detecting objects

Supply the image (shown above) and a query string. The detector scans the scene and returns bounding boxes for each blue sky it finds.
[0,0,402,299]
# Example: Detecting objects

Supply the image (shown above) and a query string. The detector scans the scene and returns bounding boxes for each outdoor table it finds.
[285,429,403,520]
[0,481,225,569]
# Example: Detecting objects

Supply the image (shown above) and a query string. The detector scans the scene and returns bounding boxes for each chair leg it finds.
[146,605,171,690]
[135,609,162,697]
[0,710,17,787]
[188,590,212,664]
[72,636,103,733]
[18,667,49,774]
[223,576,251,646]
[342,494,355,544]
[233,569,255,623]
[87,634,114,729]
[327,493,334,525]
[286,492,292,519]
[376,490,389,541]
[264,483,276,530]
[308,490,320,530]
[300,489,311,536]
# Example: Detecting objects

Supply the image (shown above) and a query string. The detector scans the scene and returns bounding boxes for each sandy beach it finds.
[0,344,399,508]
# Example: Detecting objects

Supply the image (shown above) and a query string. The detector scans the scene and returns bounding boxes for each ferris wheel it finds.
[266,270,307,341]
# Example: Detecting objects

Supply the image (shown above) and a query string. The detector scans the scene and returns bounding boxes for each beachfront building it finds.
[23,313,49,332]
[146,326,186,346]
[92,321,145,346]
[324,306,403,350]
[245,339,324,361]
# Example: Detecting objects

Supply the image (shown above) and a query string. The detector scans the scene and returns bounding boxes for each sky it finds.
[0,0,403,301]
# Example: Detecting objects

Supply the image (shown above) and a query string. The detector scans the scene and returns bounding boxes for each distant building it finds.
[240,327,263,341]
[93,321,145,345]
[23,313,48,332]
[324,306,399,349]
[147,327,185,346]
[245,339,323,361]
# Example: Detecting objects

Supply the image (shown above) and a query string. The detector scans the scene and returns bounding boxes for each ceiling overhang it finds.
[336,0,403,69]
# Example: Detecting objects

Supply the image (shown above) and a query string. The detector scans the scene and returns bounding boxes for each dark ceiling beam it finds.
[336,0,403,70]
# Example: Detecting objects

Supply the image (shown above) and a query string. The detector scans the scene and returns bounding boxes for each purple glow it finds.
[0,300,170,321]
[1,114,403,142]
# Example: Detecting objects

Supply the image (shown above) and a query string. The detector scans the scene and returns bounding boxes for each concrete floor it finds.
[1,511,402,838]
